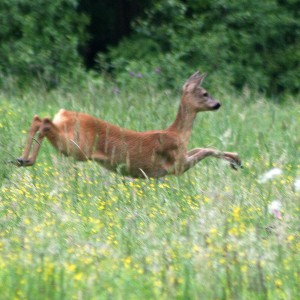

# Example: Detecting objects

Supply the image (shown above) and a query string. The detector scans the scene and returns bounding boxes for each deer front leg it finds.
[182,148,242,173]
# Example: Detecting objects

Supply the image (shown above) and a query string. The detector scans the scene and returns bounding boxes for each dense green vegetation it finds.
[0,0,299,93]
[0,0,88,86]
[0,76,299,299]
[106,0,299,94]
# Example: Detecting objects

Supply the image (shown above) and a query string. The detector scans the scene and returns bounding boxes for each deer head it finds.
[182,72,221,112]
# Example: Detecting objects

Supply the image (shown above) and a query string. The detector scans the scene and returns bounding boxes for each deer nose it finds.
[213,102,221,110]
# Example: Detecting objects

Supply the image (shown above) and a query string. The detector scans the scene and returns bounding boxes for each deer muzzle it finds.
[212,102,221,110]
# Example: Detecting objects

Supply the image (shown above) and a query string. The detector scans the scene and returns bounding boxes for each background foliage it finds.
[105,0,300,94]
[0,0,88,86]
[0,0,299,94]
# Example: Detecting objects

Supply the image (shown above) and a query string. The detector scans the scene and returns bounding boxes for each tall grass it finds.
[0,77,299,299]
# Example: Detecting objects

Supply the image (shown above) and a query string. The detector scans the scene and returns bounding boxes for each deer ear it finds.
[197,72,207,86]
[183,72,207,92]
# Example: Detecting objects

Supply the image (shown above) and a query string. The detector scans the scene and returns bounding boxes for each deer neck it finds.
[168,102,197,146]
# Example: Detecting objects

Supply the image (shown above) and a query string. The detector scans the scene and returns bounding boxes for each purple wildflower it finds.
[113,87,119,95]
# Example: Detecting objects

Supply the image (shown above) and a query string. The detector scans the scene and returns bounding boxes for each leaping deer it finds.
[15,72,241,178]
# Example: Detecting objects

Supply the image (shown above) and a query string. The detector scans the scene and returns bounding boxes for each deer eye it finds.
[203,92,208,97]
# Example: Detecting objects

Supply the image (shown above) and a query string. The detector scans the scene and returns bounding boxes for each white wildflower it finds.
[258,168,283,183]
[268,200,282,219]
[294,178,300,192]
[220,128,232,145]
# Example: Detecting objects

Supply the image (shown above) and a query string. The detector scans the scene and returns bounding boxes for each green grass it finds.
[0,77,299,300]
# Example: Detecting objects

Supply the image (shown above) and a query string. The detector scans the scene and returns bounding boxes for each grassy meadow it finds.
[0,76,299,299]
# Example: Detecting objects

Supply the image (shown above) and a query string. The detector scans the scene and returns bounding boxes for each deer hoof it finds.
[15,158,30,167]
[229,158,243,170]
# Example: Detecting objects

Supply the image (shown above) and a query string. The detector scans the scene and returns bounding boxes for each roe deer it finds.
[15,72,241,178]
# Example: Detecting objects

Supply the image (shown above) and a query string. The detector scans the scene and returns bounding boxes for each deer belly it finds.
[93,153,168,178]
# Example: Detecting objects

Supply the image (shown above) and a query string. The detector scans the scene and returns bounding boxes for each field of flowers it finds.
[0,78,299,299]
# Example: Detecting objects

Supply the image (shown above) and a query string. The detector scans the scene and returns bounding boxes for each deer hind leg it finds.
[17,117,60,167]
[16,115,42,166]
[181,148,242,173]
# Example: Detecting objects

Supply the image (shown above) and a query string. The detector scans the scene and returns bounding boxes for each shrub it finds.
[0,0,88,86]
[104,0,300,94]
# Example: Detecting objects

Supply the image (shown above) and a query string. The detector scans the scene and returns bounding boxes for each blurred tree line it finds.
[0,0,88,86]
[0,0,299,94]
